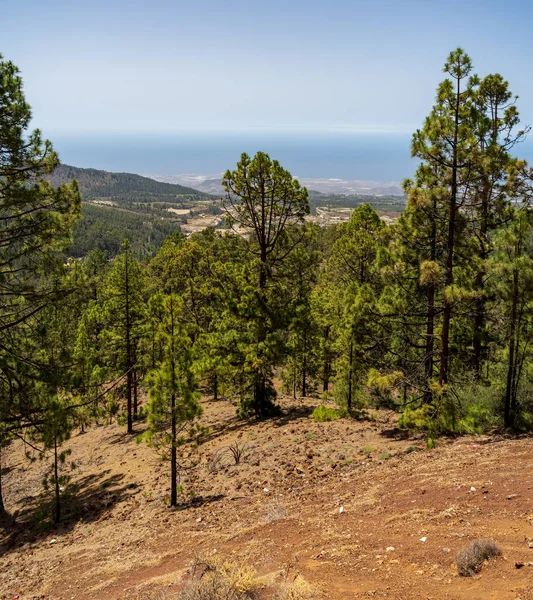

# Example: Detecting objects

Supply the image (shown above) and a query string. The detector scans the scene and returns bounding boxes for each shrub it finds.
[274,576,319,599]
[456,539,502,577]
[179,555,259,599]
[311,405,340,422]
[361,445,376,455]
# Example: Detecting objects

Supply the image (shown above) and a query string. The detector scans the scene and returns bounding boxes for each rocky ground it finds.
[2,395,533,599]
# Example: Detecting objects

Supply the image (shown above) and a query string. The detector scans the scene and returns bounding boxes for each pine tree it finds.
[142,294,202,507]
[327,205,385,410]
[0,54,80,445]
[0,55,80,337]
[100,240,147,433]
[467,74,528,376]
[411,48,478,389]
[491,208,533,428]
[221,152,309,416]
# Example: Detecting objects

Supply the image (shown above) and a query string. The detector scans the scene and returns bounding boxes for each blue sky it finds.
[3,0,532,136]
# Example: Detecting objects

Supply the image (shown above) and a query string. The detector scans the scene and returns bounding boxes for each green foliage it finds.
[141,294,203,506]
[48,164,210,203]
[220,152,310,417]
[311,405,340,422]
[70,203,179,258]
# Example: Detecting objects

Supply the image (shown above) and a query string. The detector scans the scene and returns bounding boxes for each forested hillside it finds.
[49,165,216,258]
[70,203,180,257]
[3,47,533,599]
[48,164,211,202]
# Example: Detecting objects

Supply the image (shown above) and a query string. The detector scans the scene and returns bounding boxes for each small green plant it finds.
[361,445,376,455]
[378,452,391,460]
[305,431,317,440]
[426,436,437,449]
[312,405,340,422]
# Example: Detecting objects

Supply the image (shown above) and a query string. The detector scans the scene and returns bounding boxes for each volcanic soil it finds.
[2,395,533,600]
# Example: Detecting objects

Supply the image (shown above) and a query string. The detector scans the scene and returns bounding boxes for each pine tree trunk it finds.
[0,444,5,514]
[504,269,519,428]
[133,365,138,420]
[323,326,330,392]
[254,377,266,417]
[213,371,218,401]
[125,251,133,434]
[170,391,177,507]
[472,180,490,378]
[293,349,297,399]
[347,338,354,411]
[170,296,178,507]
[54,436,61,524]
[302,332,307,398]
[439,75,461,388]
[254,248,268,416]
[424,198,437,403]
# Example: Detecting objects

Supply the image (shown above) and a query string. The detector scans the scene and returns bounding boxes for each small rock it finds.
[49,539,58,545]
[470,487,476,492]
[516,561,525,569]
[339,506,344,514]
[263,488,269,493]
[419,537,427,543]
[443,548,450,553]
[386,546,395,552]
[508,494,518,500]
[196,517,202,523]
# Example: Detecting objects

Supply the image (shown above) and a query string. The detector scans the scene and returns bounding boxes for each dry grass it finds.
[456,538,502,577]
[263,499,288,523]
[178,555,259,600]
[127,592,169,600]
[274,576,320,599]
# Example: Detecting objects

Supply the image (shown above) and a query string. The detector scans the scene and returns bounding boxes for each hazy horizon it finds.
[4,0,533,138]
[51,130,533,183]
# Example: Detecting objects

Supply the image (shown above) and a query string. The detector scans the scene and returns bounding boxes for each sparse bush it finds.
[228,441,247,465]
[274,576,320,599]
[311,405,340,422]
[208,450,225,474]
[378,452,391,460]
[456,539,502,576]
[127,591,169,600]
[179,555,259,600]
[361,445,376,455]
[263,499,288,523]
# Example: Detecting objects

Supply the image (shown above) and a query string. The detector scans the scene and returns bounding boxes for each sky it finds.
[3,0,533,137]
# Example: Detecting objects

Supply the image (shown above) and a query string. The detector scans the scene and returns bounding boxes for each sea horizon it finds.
[50,131,533,184]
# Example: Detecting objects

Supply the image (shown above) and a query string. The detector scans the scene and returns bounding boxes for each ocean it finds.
[51,131,533,183]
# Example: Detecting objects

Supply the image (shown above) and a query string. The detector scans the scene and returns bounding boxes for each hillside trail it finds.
[1,395,533,600]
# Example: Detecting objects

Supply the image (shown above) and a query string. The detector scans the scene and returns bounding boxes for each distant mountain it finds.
[49,165,211,203]
[147,173,404,197]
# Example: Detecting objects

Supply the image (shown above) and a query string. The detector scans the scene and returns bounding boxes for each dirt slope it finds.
[2,396,533,600]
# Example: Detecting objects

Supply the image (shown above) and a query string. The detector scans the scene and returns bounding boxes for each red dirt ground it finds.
[2,395,533,600]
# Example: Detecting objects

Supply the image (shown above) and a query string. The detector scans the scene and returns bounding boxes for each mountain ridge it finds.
[48,164,211,203]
